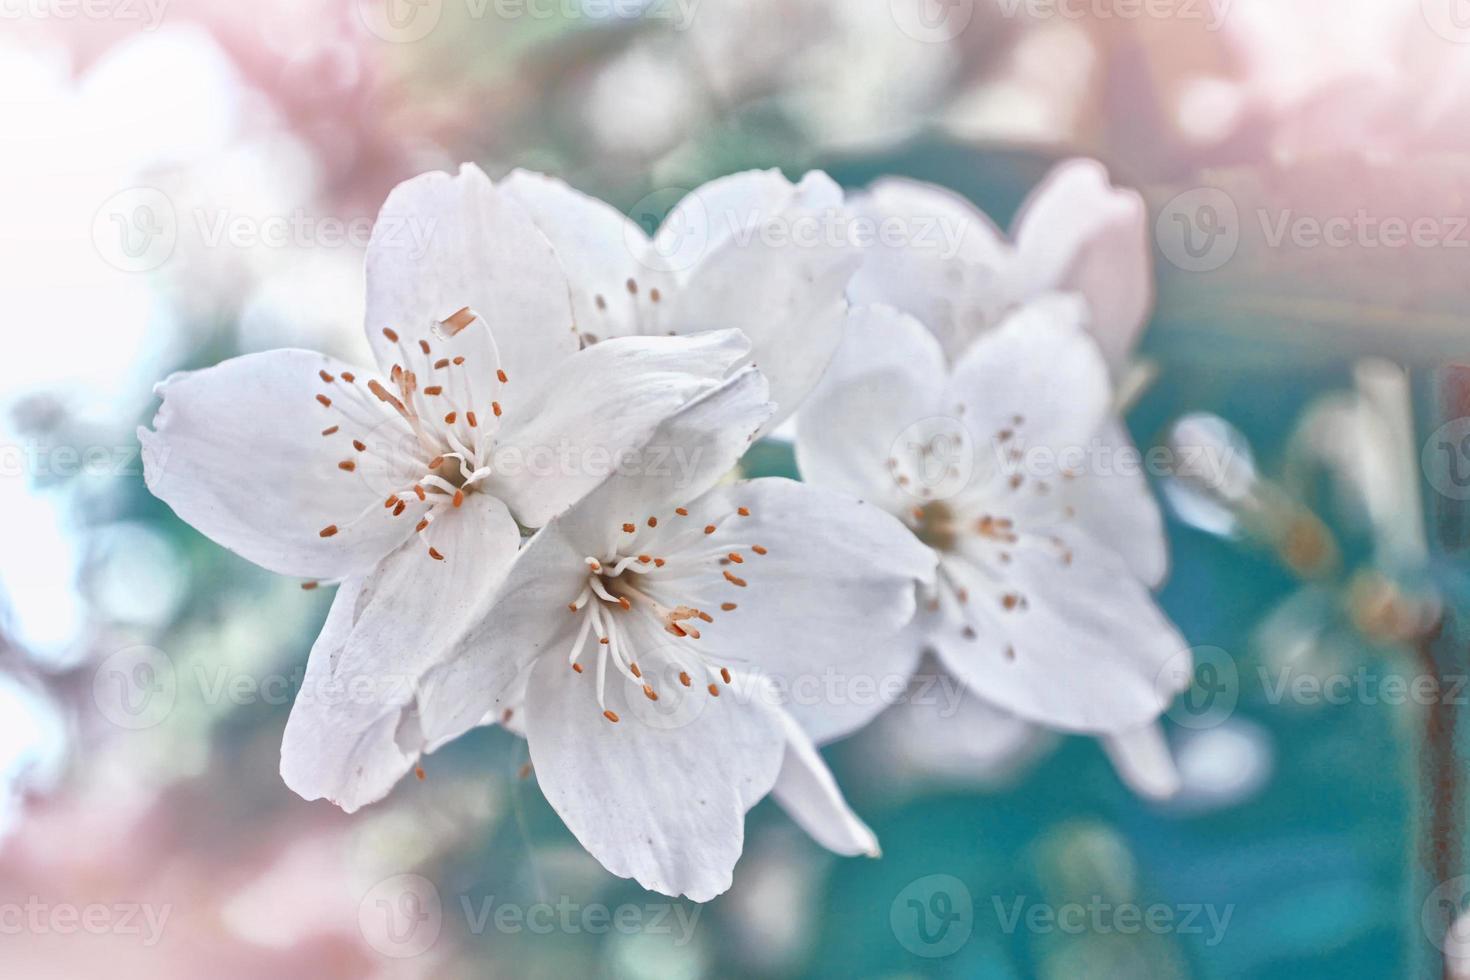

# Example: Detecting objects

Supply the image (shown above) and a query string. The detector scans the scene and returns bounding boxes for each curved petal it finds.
[1101,723,1181,801]
[1012,159,1152,374]
[416,517,588,748]
[770,708,879,857]
[930,533,1187,735]
[656,169,846,273]
[500,168,670,343]
[365,163,578,394]
[279,493,521,812]
[1059,419,1169,588]
[848,177,1014,362]
[485,329,754,528]
[523,656,786,901]
[555,366,775,557]
[688,478,937,700]
[946,293,1111,459]
[795,303,947,511]
[140,349,418,581]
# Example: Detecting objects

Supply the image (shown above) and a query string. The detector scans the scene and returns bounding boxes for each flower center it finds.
[310,307,510,567]
[561,504,766,723]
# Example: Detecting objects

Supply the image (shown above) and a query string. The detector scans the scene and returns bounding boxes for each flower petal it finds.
[1012,159,1151,374]
[689,478,937,702]
[1101,723,1181,801]
[655,169,845,273]
[484,328,754,528]
[795,303,947,511]
[848,177,1013,362]
[500,168,670,342]
[522,656,786,901]
[365,163,578,392]
[946,293,1111,458]
[770,708,879,857]
[140,349,420,580]
[930,533,1187,735]
[1058,419,1169,588]
[279,493,521,812]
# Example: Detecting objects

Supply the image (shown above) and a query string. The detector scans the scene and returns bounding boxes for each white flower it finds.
[413,368,936,901]
[140,164,758,812]
[848,158,1151,376]
[500,168,858,431]
[794,297,1187,770]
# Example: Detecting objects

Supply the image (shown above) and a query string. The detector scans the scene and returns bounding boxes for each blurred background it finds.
[4,0,1470,976]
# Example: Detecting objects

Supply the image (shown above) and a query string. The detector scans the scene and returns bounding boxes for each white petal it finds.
[688,478,936,702]
[781,632,924,746]
[848,177,1014,362]
[930,534,1187,734]
[770,708,879,857]
[1102,723,1181,801]
[1058,419,1169,588]
[140,349,419,580]
[795,304,947,511]
[279,493,521,812]
[946,293,1111,457]
[500,168,669,342]
[522,656,786,901]
[416,517,589,748]
[554,366,775,557]
[1012,159,1152,374]
[365,163,578,392]
[485,329,753,528]
[656,169,845,272]
[666,184,858,429]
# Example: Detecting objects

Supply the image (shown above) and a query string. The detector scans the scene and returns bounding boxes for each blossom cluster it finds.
[140,159,1187,901]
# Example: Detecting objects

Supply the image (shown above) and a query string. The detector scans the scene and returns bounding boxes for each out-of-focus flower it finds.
[140,165,752,812]
[849,159,1151,377]
[417,371,934,900]
[796,298,1185,751]
[502,168,858,430]
[795,162,1186,799]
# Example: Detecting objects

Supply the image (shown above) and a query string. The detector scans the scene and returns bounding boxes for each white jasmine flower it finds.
[140,164,757,811]
[501,168,859,430]
[415,368,936,900]
[848,158,1151,376]
[794,298,1187,764]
